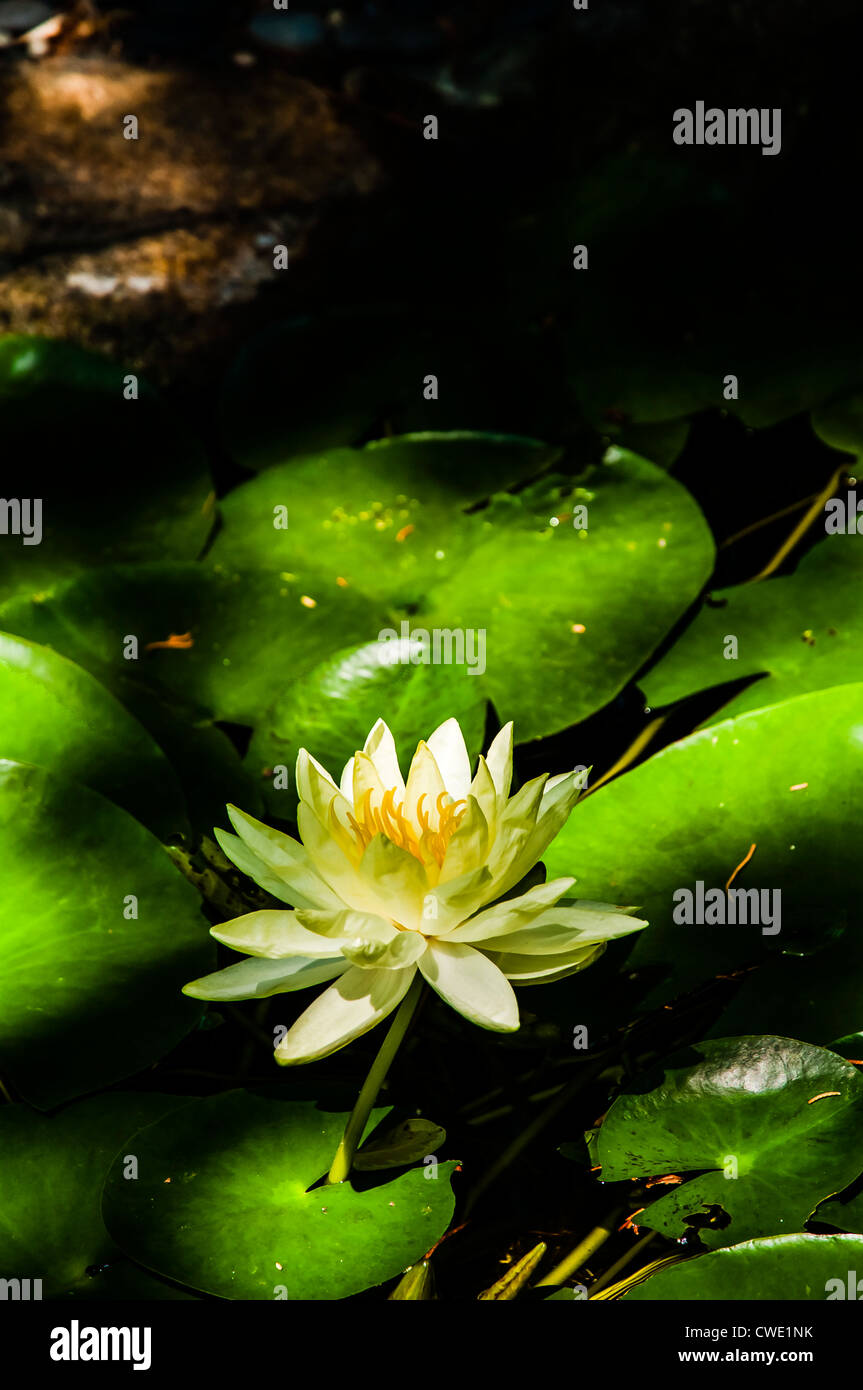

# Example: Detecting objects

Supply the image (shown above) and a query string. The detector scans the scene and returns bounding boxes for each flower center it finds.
[345,787,467,867]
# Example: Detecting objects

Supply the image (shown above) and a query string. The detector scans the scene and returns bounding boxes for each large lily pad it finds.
[0,761,214,1108]
[625,1233,863,1300]
[0,1093,198,1299]
[0,596,265,837]
[642,537,863,722]
[2,441,714,743]
[103,1089,457,1300]
[420,454,713,736]
[210,437,715,739]
[212,432,562,607]
[574,351,863,433]
[0,630,188,841]
[0,336,213,595]
[0,563,389,728]
[246,638,487,819]
[106,682,265,837]
[544,685,863,1004]
[595,1037,863,1251]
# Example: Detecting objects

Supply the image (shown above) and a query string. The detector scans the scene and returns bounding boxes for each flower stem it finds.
[326,975,425,1184]
[535,1208,625,1287]
[746,462,847,583]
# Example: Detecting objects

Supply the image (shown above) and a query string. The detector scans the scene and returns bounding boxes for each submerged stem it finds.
[747,463,847,583]
[535,1209,625,1287]
[326,975,425,1184]
[463,1059,609,1216]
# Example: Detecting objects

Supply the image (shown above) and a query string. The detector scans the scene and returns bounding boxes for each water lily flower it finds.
[184,718,646,1065]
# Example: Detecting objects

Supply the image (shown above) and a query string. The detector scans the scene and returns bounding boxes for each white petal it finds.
[423,864,494,933]
[492,773,548,843]
[499,902,648,952]
[466,756,498,835]
[210,910,344,959]
[275,965,417,1064]
[487,941,605,984]
[363,719,406,797]
[219,814,343,910]
[539,766,589,817]
[296,908,427,969]
[214,829,304,906]
[342,927,427,971]
[419,940,519,1032]
[352,750,386,815]
[357,834,428,930]
[182,954,347,1001]
[438,795,489,884]
[295,748,349,823]
[485,722,514,800]
[477,774,548,901]
[339,755,356,803]
[296,803,387,915]
[427,717,472,800]
[485,770,583,900]
[441,877,576,943]
[404,740,447,833]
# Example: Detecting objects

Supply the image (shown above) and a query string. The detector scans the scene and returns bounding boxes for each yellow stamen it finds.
[344,784,468,867]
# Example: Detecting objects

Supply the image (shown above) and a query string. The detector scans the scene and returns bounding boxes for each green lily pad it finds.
[246,638,487,819]
[816,1176,863,1235]
[0,563,390,728]
[419,453,713,736]
[576,353,863,433]
[0,336,213,595]
[624,1233,863,1300]
[812,388,863,461]
[0,761,214,1108]
[0,1093,198,1299]
[108,684,265,838]
[354,1117,447,1172]
[0,630,188,842]
[3,440,714,743]
[544,685,863,1004]
[830,1033,863,1061]
[0,600,265,838]
[211,436,714,740]
[103,1089,458,1299]
[212,432,562,607]
[642,537,863,722]
[596,1037,863,1251]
